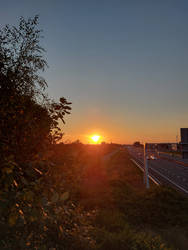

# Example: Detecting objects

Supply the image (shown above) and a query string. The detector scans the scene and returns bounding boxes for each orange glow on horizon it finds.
[90,134,101,144]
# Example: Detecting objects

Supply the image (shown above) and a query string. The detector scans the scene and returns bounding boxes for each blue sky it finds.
[1,0,188,143]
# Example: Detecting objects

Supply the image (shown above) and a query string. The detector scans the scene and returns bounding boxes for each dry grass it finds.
[51,144,188,249]
[76,147,188,249]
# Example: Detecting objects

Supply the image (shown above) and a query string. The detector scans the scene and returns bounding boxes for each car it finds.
[146,155,157,160]
[150,155,157,160]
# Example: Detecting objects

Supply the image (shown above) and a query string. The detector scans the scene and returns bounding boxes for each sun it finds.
[90,134,101,144]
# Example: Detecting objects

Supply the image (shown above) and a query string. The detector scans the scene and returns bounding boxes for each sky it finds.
[1,0,188,144]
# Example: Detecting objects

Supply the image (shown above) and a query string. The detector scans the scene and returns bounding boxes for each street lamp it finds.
[144,143,150,189]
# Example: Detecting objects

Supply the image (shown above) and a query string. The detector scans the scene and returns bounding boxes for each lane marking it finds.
[130,153,188,194]
[149,165,188,194]
[129,151,188,193]
[131,159,160,186]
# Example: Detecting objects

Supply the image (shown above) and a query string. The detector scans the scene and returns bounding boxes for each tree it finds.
[0,16,93,250]
[0,15,47,97]
[133,141,143,147]
[0,16,71,162]
[48,97,72,144]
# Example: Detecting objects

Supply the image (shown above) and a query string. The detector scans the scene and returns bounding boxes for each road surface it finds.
[127,146,188,195]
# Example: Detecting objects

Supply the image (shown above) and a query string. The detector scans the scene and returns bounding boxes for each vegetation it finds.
[1,15,188,250]
[88,150,188,250]
[0,16,87,250]
[133,141,143,148]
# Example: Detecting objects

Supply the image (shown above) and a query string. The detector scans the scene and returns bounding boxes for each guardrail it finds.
[131,159,160,186]
[131,158,188,195]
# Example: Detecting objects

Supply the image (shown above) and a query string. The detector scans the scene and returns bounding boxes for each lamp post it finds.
[144,143,150,189]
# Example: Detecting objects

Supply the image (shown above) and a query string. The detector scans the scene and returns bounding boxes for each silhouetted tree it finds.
[0,15,47,97]
[0,16,71,162]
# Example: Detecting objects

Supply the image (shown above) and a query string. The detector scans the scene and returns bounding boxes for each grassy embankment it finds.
[52,144,188,249]
[75,146,188,250]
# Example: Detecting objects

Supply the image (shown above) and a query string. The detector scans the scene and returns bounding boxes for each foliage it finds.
[96,149,188,250]
[0,94,50,162]
[0,16,72,162]
[0,158,94,249]
[133,141,143,147]
[94,226,170,250]
[0,16,81,250]
[48,97,72,144]
[75,148,188,250]
[0,15,47,97]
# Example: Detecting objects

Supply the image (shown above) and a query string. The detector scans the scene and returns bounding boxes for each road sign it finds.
[181,128,188,159]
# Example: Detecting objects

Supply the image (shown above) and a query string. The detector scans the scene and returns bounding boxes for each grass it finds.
[76,147,188,249]
[50,145,188,249]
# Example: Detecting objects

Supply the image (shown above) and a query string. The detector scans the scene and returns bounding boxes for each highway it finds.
[127,146,188,195]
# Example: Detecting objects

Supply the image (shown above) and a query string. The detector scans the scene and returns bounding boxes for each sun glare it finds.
[90,135,101,144]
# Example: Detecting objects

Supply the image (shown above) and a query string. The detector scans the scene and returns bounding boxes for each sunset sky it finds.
[1,0,188,144]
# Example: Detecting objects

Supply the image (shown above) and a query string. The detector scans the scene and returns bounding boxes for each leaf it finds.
[13,180,18,187]
[59,225,63,233]
[33,167,43,175]
[60,192,69,201]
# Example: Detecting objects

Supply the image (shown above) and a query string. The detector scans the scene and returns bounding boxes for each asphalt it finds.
[159,152,188,166]
[127,146,188,195]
